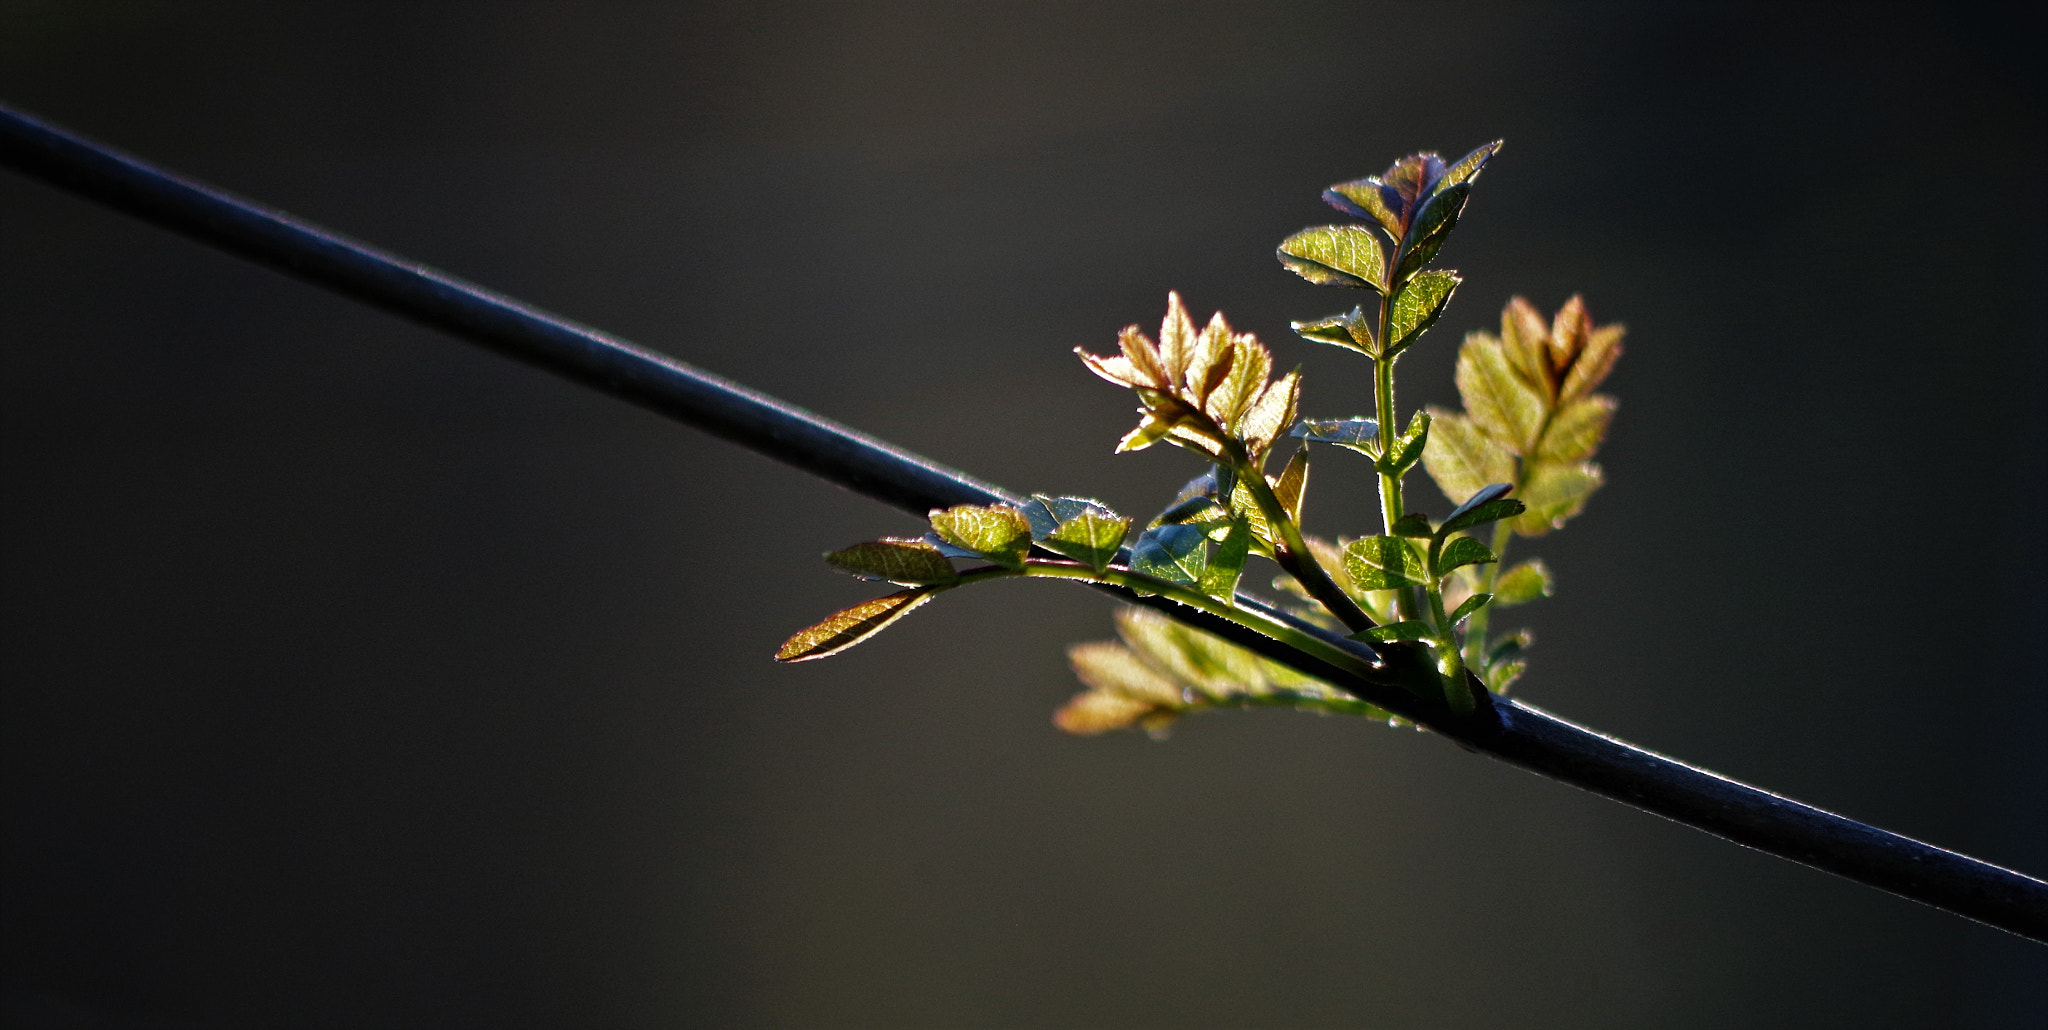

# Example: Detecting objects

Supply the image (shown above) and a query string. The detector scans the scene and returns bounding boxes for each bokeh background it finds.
[3,2,2044,1026]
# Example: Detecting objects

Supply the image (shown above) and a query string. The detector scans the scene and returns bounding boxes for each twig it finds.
[3,102,2043,943]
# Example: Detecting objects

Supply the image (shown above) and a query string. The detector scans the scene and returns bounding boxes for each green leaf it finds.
[1276,225,1387,293]
[1322,179,1404,238]
[1437,140,1504,192]
[1291,417,1380,456]
[1448,592,1494,627]
[1272,447,1310,523]
[1343,535,1428,590]
[1532,395,1616,465]
[929,503,1033,569]
[1391,512,1434,538]
[825,538,960,586]
[1130,524,1208,585]
[1493,559,1553,606]
[1047,509,1131,574]
[1455,334,1545,453]
[1513,463,1603,537]
[1359,620,1437,644]
[1438,483,1524,537]
[1200,518,1252,599]
[1420,411,1515,505]
[1022,495,1118,540]
[1393,183,1470,283]
[1386,270,1461,353]
[775,588,942,662]
[1290,306,1377,356]
[1434,535,1499,577]
[1377,409,1431,474]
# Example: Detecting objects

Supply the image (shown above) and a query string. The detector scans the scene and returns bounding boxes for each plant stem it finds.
[1216,442,1375,634]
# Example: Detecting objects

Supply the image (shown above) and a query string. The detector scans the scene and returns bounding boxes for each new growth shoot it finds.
[779,141,1622,736]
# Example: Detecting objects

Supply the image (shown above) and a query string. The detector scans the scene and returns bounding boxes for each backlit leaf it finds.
[1024,495,1119,539]
[1344,535,1428,590]
[1205,332,1273,426]
[775,588,941,662]
[1291,417,1380,456]
[1158,292,1199,391]
[1436,140,1503,192]
[1378,409,1431,474]
[1290,307,1376,356]
[1053,690,1160,735]
[929,503,1033,568]
[1237,368,1301,458]
[1277,225,1387,293]
[1066,640,1184,707]
[1561,323,1625,400]
[1394,183,1470,282]
[1272,447,1310,523]
[1513,463,1603,537]
[1455,333,1544,453]
[1534,395,1616,465]
[1434,535,1499,577]
[1420,411,1514,504]
[1323,178,1404,237]
[1131,524,1209,585]
[825,538,960,586]
[1048,509,1131,574]
[1449,592,1494,627]
[1493,559,1554,606]
[1387,270,1461,353]
[1200,518,1252,599]
[1439,483,1523,537]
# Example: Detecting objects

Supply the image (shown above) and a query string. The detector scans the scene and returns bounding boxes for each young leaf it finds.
[1513,463,1603,537]
[1493,559,1554,606]
[1023,494,1117,539]
[1420,411,1514,504]
[1377,409,1432,474]
[1291,307,1377,356]
[1391,512,1434,538]
[1276,225,1388,293]
[1360,620,1437,644]
[1272,447,1310,523]
[1047,509,1131,574]
[1393,183,1470,282]
[1386,270,1461,353]
[1200,518,1253,599]
[1532,395,1616,466]
[1487,628,1534,665]
[1560,322,1625,401]
[1343,535,1428,590]
[929,503,1033,569]
[1448,592,1494,627]
[1236,368,1301,459]
[1053,690,1161,736]
[776,588,942,662]
[1130,524,1209,585]
[1322,178,1404,238]
[1439,485,1526,538]
[1455,333,1545,452]
[1434,535,1499,577]
[1291,417,1380,456]
[1440,482,1512,529]
[1436,140,1504,192]
[1066,640,1185,708]
[826,538,960,586]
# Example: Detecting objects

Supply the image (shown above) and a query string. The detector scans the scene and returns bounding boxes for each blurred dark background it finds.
[2,2,2044,1026]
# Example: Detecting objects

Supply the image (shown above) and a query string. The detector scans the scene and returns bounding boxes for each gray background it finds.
[3,2,2045,1026]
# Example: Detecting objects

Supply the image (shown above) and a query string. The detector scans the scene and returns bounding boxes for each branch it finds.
[3,102,2043,943]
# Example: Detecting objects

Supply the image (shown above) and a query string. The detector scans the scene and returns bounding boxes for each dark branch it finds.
[4,102,2043,944]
